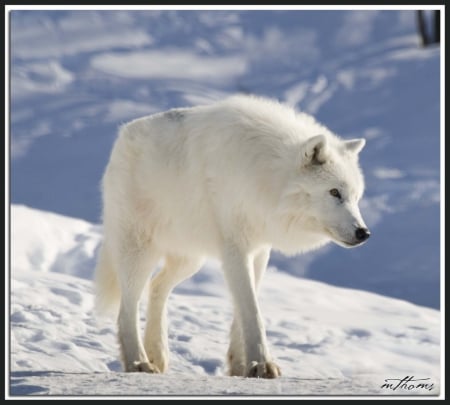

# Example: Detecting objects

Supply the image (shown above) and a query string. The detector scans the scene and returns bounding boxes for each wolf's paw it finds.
[246,361,281,379]
[145,345,169,373]
[227,349,246,376]
[127,361,161,373]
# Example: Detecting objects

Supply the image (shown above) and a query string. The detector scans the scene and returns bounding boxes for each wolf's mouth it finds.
[325,228,350,246]
[325,228,367,248]
[338,237,370,248]
[340,240,359,247]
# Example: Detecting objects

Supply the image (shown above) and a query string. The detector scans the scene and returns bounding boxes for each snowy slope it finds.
[9,205,440,396]
[9,9,441,309]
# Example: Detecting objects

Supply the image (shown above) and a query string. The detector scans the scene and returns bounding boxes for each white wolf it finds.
[95,95,370,378]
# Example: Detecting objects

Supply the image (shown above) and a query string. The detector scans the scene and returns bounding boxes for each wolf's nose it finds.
[355,227,370,242]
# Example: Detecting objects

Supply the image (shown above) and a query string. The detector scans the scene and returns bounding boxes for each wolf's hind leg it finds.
[144,255,203,372]
[117,244,160,373]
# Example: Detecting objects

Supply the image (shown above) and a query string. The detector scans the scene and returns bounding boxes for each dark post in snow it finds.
[434,10,440,44]
[417,10,440,47]
[417,11,428,47]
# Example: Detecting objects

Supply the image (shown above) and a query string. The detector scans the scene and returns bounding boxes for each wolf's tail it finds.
[94,242,121,317]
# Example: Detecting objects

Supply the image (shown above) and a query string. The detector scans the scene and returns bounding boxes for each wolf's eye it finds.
[330,188,341,199]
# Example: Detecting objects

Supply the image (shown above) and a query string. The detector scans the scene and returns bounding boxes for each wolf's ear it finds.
[344,138,365,154]
[303,134,328,165]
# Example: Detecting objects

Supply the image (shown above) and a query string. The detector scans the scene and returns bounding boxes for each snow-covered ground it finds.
[9,205,440,396]
[8,8,442,398]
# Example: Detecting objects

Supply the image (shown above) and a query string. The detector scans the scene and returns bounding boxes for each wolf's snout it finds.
[355,227,370,242]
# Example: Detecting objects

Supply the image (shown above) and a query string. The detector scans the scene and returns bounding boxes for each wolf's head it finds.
[300,134,370,247]
[277,134,370,252]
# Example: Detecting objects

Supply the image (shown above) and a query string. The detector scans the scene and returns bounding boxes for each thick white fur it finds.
[95,95,368,378]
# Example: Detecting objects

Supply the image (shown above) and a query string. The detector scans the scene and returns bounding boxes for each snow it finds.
[91,50,248,81]
[334,10,381,48]
[11,205,101,279]
[10,11,153,60]
[7,7,442,398]
[372,167,404,180]
[9,205,440,396]
[12,61,74,100]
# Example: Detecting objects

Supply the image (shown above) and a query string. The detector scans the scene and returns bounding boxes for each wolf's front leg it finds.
[221,241,281,378]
